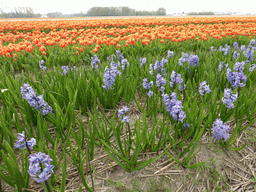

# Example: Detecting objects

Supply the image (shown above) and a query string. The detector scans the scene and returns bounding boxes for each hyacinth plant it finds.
[15,131,54,191]
[1,27,256,191]
[97,105,165,172]
[0,131,55,192]
[92,51,135,109]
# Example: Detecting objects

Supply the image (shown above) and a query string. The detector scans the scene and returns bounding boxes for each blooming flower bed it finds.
[0,16,256,191]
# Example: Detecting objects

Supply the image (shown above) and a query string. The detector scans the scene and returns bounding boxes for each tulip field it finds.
[1,16,256,191]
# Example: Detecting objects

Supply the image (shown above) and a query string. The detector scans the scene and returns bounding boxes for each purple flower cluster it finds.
[107,55,114,62]
[116,50,124,61]
[156,73,166,92]
[118,105,130,123]
[218,61,224,72]
[162,92,186,122]
[234,61,245,72]
[143,78,154,97]
[219,45,230,55]
[249,39,256,48]
[140,57,146,67]
[233,51,240,59]
[15,131,36,150]
[20,83,52,116]
[39,60,46,70]
[149,58,167,75]
[233,42,239,50]
[223,44,231,55]
[243,48,254,63]
[226,68,247,88]
[28,152,54,183]
[178,53,199,71]
[102,66,121,90]
[170,70,185,90]
[240,45,246,52]
[210,46,216,52]
[222,88,238,109]
[211,118,230,142]
[188,54,199,67]
[219,45,223,52]
[199,81,211,96]
[147,90,153,97]
[184,122,190,129]
[61,66,76,75]
[91,55,100,69]
[249,64,256,72]
[108,52,129,71]
[109,56,121,68]
[143,78,153,89]
[121,58,129,70]
[218,62,229,72]
[178,53,189,66]
[168,50,174,58]
[61,66,69,75]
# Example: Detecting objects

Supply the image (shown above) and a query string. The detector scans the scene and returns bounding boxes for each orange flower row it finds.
[0,17,256,59]
[1,16,256,32]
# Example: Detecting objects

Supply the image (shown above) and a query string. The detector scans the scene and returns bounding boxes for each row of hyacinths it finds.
[95,39,256,142]
[37,39,256,143]
[15,39,256,190]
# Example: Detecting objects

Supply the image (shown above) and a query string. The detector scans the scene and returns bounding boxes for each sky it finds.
[0,0,255,15]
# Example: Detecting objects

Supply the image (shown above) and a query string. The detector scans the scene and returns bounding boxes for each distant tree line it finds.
[47,12,87,18]
[0,7,41,18]
[0,6,167,18]
[86,7,166,16]
[187,11,214,15]
[46,12,63,18]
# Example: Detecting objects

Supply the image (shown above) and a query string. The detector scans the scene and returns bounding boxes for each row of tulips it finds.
[1,17,256,62]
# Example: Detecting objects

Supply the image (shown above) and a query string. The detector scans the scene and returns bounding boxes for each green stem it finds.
[128,123,131,158]
[40,162,51,192]
[87,147,94,191]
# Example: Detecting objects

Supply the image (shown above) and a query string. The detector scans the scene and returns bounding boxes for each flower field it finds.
[1,16,256,191]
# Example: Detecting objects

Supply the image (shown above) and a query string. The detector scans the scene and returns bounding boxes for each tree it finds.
[0,7,41,18]
[156,7,166,16]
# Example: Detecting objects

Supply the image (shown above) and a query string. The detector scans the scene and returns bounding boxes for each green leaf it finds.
[228,143,247,151]
[0,170,15,187]
[99,138,128,162]
[60,156,67,192]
